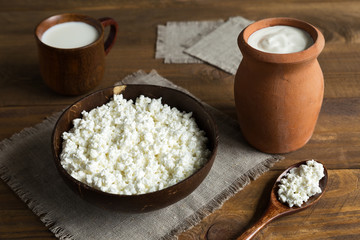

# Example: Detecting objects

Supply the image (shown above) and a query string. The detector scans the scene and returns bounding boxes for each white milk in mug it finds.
[41,21,99,49]
[247,25,313,54]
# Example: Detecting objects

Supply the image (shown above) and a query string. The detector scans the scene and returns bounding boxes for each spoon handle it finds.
[236,204,281,240]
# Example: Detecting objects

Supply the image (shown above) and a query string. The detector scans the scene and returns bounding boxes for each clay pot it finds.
[234,18,325,154]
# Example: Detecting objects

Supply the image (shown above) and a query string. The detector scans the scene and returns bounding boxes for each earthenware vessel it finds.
[234,18,325,153]
[35,13,118,95]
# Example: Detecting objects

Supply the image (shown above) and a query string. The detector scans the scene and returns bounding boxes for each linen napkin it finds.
[0,70,282,240]
[185,17,254,74]
[155,17,253,74]
[155,20,224,63]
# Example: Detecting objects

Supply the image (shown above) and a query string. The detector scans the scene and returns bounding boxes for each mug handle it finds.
[99,17,118,55]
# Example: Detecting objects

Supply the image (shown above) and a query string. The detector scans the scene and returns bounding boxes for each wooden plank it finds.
[2,169,357,239]
[0,0,359,14]
[0,2,359,105]
[2,96,359,136]
[0,0,359,239]
[0,181,54,239]
[1,42,360,107]
[1,97,360,169]
[0,106,65,139]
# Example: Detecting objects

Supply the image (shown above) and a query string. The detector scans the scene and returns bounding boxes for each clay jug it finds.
[234,18,325,154]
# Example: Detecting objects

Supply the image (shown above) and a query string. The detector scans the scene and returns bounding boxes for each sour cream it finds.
[247,25,313,54]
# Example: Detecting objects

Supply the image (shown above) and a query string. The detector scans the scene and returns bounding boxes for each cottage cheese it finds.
[278,160,324,207]
[60,94,210,195]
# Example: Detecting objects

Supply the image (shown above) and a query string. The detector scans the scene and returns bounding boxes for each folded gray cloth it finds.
[185,17,253,74]
[155,16,253,74]
[156,20,224,63]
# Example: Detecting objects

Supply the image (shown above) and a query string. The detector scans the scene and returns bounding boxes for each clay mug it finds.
[35,13,118,95]
[234,18,325,154]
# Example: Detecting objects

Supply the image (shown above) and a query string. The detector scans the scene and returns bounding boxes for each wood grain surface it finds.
[1,0,359,239]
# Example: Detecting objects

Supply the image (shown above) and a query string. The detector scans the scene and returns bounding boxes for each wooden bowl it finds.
[52,84,219,212]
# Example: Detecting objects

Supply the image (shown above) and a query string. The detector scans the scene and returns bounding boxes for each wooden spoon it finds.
[236,161,328,240]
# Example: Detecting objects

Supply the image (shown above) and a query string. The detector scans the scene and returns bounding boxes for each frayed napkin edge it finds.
[160,154,283,240]
[155,24,202,64]
[155,25,167,60]
[0,70,284,240]
[0,113,75,240]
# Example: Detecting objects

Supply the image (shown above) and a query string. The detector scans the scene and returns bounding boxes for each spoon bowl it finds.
[237,160,328,240]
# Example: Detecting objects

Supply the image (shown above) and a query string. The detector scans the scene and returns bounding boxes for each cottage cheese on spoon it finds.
[278,160,325,207]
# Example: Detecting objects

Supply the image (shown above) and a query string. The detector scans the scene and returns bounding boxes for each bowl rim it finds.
[52,84,219,198]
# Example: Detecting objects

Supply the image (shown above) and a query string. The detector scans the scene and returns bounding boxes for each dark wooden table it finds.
[1,1,359,239]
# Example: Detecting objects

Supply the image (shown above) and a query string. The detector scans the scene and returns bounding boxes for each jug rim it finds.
[238,17,325,64]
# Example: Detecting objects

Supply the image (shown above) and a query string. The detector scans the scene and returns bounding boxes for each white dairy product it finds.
[41,21,99,49]
[278,160,324,207]
[247,25,314,54]
[60,94,210,195]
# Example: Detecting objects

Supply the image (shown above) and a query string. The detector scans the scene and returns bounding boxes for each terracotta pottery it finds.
[234,18,325,154]
[35,13,118,95]
[52,85,219,212]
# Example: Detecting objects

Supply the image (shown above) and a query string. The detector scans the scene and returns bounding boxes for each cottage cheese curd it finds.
[278,160,324,207]
[60,94,210,195]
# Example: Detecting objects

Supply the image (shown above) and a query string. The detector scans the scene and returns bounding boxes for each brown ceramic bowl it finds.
[52,84,218,212]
